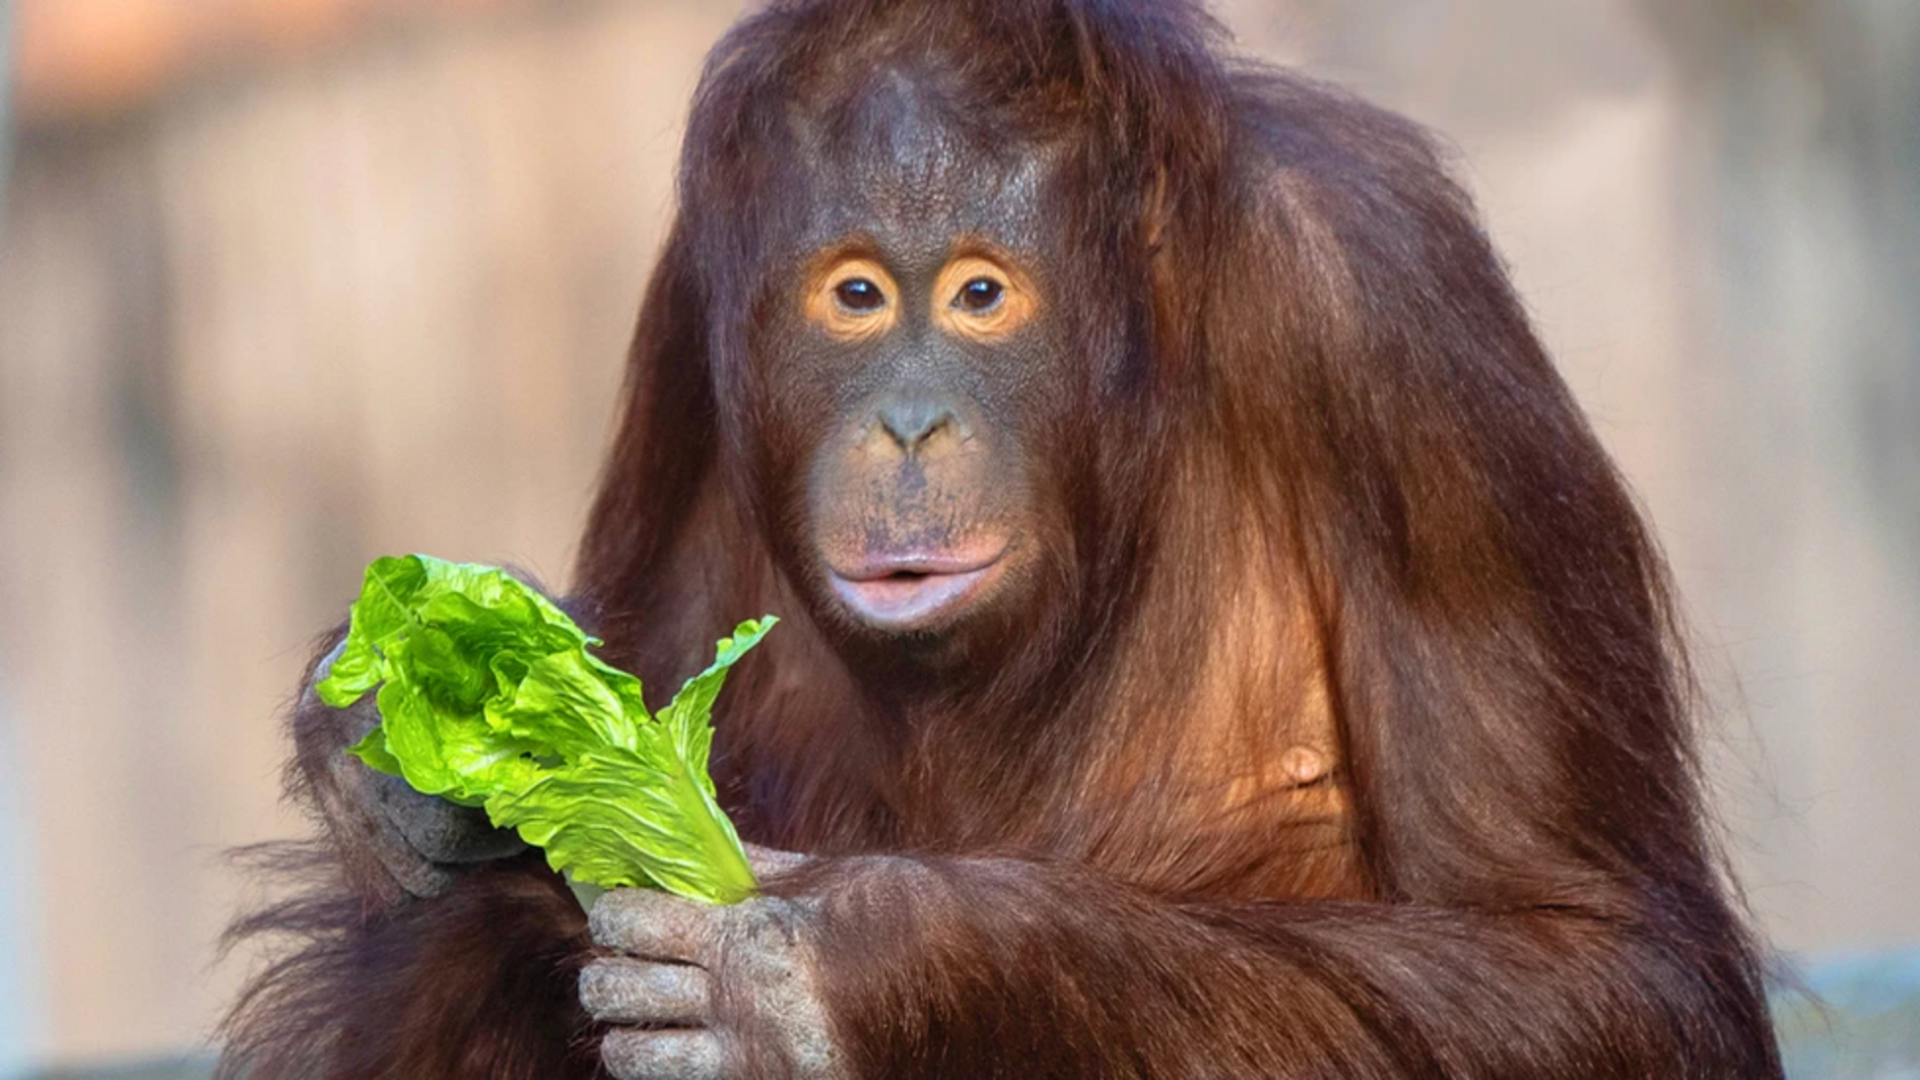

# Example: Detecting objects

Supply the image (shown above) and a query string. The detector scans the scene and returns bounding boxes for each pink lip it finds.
[828,549,1007,630]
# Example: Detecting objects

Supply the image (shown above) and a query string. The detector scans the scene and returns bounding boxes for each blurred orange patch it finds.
[14,0,522,124]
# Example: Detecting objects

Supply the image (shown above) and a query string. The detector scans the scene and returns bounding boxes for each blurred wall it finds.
[2,5,39,1074]
[0,0,757,1064]
[0,0,1914,1069]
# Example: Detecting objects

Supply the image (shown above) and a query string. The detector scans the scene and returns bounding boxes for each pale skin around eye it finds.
[801,251,1036,343]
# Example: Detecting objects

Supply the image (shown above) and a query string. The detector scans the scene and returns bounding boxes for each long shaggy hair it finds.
[222,3,1783,1077]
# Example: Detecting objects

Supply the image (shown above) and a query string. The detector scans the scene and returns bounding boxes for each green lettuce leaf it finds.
[316,554,769,904]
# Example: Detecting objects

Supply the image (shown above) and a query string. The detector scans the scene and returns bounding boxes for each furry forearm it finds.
[780,855,1778,1080]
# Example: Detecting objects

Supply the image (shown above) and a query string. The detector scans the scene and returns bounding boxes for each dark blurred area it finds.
[0,1,1915,1076]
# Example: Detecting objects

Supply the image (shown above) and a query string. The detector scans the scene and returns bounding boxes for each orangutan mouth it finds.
[828,548,1008,630]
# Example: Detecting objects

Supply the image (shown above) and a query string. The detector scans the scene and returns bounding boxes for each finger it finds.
[743,843,809,879]
[590,888,723,960]
[370,770,525,865]
[579,957,711,1026]
[311,636,351,687]
[601,1028,725,1080]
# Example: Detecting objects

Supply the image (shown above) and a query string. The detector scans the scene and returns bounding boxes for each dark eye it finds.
[957,277,1004,313]
[834,277,886,312]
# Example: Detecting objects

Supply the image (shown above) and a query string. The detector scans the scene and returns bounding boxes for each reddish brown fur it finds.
[222,1,1784,1076]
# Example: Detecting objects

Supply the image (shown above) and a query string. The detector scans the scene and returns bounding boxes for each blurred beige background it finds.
[1,0,1916,1073]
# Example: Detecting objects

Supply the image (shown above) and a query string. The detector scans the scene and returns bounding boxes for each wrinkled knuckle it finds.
[591,888,719,958]
[587,893,628,944]
[588,888,654,946]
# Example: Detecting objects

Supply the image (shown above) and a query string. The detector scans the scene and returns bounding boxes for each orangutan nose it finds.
[875,397,958,456]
